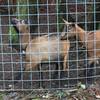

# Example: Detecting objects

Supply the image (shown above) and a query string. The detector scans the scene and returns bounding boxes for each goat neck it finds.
[75,24,86,43]
[21,30,31,50]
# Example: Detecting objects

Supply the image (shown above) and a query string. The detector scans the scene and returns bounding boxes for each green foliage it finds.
[9,0,28,44]
[54,90,67,99]
[9,26,19,43]
[97,23,100,29]
[16,0,28,19]
[56,0,64,32]
[0,93,5,100]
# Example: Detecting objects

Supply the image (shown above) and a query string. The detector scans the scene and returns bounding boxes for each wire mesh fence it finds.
[0,0,100,91]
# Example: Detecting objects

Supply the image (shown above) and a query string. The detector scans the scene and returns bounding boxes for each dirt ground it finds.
[0,35,100,100]
[1,81,100,100]
[0,36,100,91]
[0,0,85,90]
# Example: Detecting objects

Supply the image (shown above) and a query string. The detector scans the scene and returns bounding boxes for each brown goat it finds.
[63,19,100,65]
[12,18,70,71]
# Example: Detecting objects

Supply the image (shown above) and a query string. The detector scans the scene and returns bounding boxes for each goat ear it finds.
[62,18,76,28]
[62,18,72,25]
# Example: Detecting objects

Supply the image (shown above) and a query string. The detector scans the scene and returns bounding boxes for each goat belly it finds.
[87,31,100,57]
[25,39,66,63]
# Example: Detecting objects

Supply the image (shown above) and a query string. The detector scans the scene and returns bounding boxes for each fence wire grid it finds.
[0,0,100,91]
